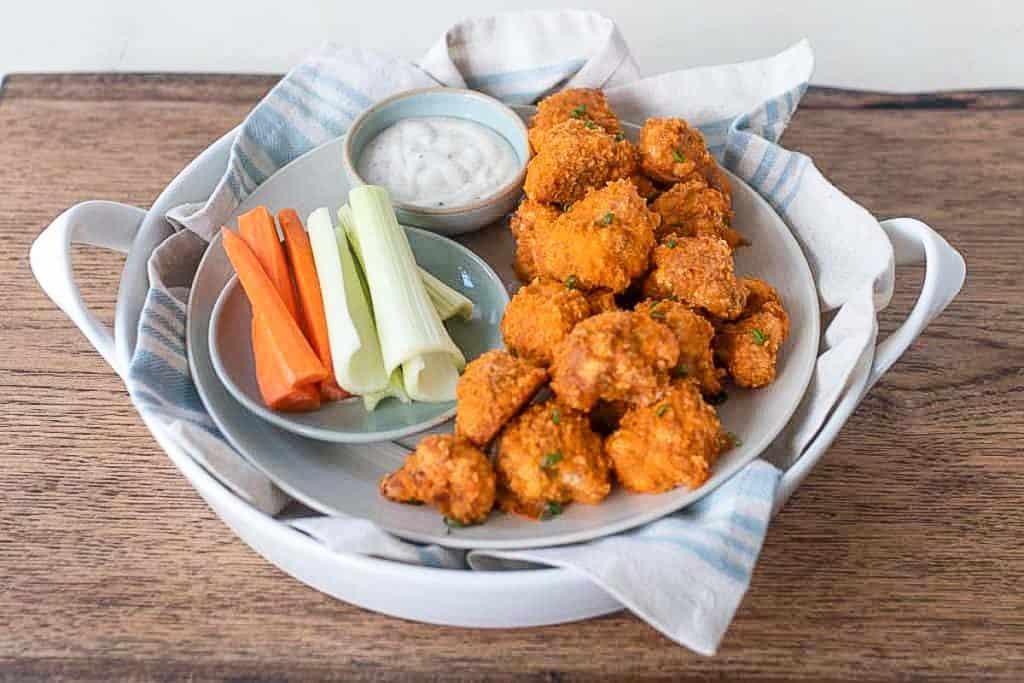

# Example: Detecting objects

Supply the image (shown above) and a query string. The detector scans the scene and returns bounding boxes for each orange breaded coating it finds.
[605,380,723,493]
[501,278,592,366]
[714,278,790,388]
[529,88,622,152]
[496,402,611,518]
[586,289,619,314]
[651,176,744,249]
[380,434,496,525]
[455,350,548,447]
[643,233,748,320]
[533,179,658,293]
[510,198,561,282]
[635,299,724,396]
[638,117,731,196]
[523,119,638,205]
[551,311,679,412]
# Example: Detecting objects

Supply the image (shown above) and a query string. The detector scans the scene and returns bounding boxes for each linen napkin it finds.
[128,10,894,655]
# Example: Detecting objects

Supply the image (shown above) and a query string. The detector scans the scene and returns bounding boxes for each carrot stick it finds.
[278,208,350,402]
[222,228,327,392]
[251,317,321,411]
[238,206,300,319]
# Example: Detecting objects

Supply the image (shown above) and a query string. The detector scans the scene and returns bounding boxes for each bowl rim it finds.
[342,86,530,216]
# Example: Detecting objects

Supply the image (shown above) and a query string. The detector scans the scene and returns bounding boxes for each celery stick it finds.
[362,369,410,411]
[338,205,473,321]
[306,207,389,395]
[347,186,465,403]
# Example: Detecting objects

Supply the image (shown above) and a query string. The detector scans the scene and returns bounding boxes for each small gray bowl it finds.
[342,88,530,236]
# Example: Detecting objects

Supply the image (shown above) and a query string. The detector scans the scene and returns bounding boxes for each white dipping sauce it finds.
[357,116,520,208]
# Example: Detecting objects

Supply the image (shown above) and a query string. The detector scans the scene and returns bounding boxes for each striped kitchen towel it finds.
[129,10,895,655]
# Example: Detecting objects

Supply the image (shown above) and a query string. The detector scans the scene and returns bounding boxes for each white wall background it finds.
[1,1,1021,91]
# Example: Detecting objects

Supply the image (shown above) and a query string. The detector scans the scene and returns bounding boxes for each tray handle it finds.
[30,201,147,379]
[773,217,966,513]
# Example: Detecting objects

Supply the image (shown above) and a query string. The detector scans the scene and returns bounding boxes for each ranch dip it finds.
[356,116,520,209]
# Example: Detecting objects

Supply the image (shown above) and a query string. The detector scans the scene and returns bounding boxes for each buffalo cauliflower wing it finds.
[634,299,724,396]
[496,401,611,518]
[529,88,622,152]
[605,380,723,493]
[638,117,730,196]
[714,277,790,388]
[501,278,593,366]
[509,197,561,282]
[642,233,747,320]
[651,176,744,249]
[380,434,496,525]
[454,350,548,447]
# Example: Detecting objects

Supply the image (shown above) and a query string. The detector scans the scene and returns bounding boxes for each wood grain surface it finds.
[0,75,1021,682]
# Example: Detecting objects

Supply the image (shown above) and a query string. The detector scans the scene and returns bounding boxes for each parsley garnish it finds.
[666,239,678,249]
[541,501,564,520]
[614,132,626,141]
[584,120,598,129]
[727,432,743,447]
[649,304,666,320]
[551,408,562,425]
[707,391,729,406]
[656,404,670,417]
[673,149,686,163]
[565,274,579,290]
[541,451,563,470]
[570,105,587,118]
[752,329,768,345]
[443,516,465,529]
[599,212,614,226]
[671,365,689,378]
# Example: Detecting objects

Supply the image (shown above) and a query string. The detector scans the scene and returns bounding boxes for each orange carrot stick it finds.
[251,317,321,411]
[222,229,327,391]
[278,208,350,402]
[238,206,300,319]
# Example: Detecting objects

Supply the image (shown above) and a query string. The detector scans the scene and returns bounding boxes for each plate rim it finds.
[206,225,509,444]
[187,112,820,550]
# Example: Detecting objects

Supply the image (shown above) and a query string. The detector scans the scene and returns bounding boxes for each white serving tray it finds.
[30,124,965,627]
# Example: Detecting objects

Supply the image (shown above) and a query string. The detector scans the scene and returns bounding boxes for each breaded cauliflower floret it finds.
[638,117,731,196]
[533,179,658,293]
[524,119,638,205]
[605,381,723,493]
[509,197,561,282]
[651,176,744,249]
[643,233,747,320]
[714,277,790,388]
[529,88,622,152]
[380,434,496,525]
[502,278,592,366]
[454,350,548,447]
[550,311,679,412]
[634,299,724,396]
[496,402,611,518]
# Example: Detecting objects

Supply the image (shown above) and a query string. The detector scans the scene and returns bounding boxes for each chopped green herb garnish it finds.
[665,294,679,303]
[570,105,587,118]
[551,408,562,425]
[614,132,626,141]
[656,404,670,417]
[541,501,564,520]
[649,304,666,320]
[541,451,563,470]
[565,274,579,290]
[726,432,743,448]
[707,391,729,406]
[599,211,615,225]
[443,516,465,529]
[752,328,768,345]
[584,120,598,129]
[673,149,686,163]
[671,365,689,378]
[666,239,678,249]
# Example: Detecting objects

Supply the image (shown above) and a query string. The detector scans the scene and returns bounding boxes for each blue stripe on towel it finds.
[635,535,751,582]
[466,58,586,89]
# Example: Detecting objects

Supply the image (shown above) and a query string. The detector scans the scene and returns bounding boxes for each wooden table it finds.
[1,75,1021,681]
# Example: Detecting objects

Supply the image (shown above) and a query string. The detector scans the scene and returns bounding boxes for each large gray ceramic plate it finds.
[208,227,507,444]
[187,109,820,550]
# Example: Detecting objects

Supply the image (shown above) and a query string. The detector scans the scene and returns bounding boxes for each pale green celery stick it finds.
[347,186,465,403]
[362,368,410,411]
[338,204,473,321]
[306,207,389,395]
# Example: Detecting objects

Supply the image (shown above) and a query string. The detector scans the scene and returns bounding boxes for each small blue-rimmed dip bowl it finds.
[342,87,530,236]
